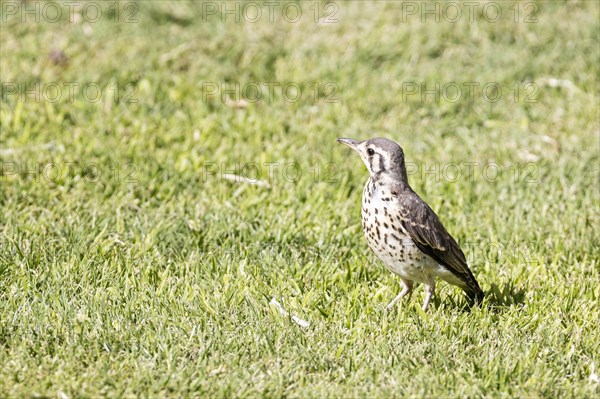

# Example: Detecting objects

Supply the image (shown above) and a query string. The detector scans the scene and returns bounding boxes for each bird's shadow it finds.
[485,281,526,309]
[434,280,525,313]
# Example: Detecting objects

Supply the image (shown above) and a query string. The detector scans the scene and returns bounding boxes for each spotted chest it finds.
[361,178,435,282]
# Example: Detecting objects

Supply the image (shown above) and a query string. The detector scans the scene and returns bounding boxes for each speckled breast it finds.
[361,178,431,281]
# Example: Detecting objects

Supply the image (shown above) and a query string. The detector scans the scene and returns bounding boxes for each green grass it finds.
[1,0,599,397]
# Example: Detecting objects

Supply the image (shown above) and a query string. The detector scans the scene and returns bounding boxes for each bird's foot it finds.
[385,282,413,312]
[421,283,435,311]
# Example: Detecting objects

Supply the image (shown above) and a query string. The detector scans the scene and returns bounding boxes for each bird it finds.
[337,137,484,311]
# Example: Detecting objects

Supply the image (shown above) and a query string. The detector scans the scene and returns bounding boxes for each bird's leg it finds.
[386,279,413,311]
[422,281,436,311]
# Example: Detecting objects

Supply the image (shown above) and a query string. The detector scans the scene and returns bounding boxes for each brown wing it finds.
[396,190,483,299]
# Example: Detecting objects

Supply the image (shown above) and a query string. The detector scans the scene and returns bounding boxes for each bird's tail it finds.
[464,284,484,304]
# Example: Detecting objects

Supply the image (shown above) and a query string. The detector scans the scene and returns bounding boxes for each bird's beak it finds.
[336,138,360,150]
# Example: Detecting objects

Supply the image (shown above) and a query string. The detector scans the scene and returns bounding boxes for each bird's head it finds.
[337,137,409,183]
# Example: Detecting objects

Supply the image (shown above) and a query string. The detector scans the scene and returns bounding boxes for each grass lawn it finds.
[1,0,599,397]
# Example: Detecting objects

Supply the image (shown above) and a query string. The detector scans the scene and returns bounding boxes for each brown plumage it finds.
[394,188,483,300]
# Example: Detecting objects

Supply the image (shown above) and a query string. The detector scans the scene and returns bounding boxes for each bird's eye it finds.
[367,148,375,156]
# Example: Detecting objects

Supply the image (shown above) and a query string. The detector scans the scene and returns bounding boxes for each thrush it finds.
[337,137,484,311]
